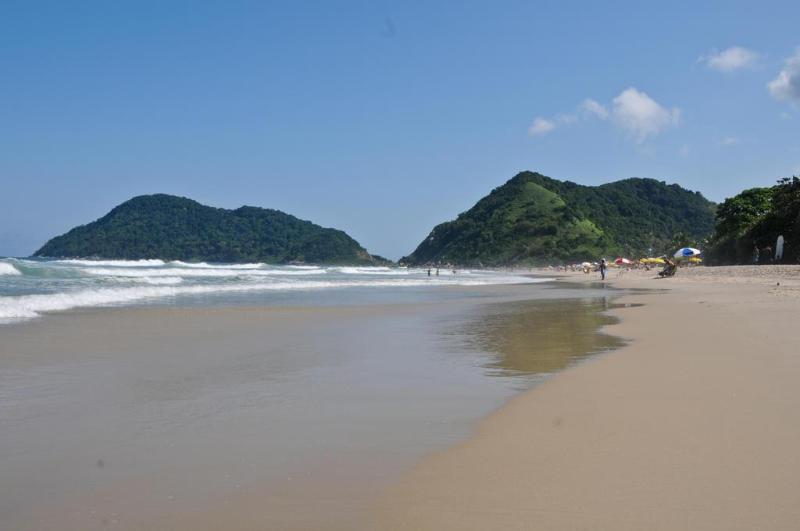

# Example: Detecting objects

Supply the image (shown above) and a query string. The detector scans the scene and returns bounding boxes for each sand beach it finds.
[2,266,800,530]
[371,265,800,530]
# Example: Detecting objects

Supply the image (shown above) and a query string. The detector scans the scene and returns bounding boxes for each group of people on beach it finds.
[753,235,785,264]
[594,256,676,280]
[425,265,457,276]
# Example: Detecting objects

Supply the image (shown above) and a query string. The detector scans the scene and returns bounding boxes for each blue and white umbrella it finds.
[674,247,702,259]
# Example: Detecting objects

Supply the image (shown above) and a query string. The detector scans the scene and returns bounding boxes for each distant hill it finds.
[35,194,384,265]
[402,171,716,265]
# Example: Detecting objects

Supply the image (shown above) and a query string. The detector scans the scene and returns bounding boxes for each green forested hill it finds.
[402,171,716,265]
[706,176,800,264]
[35,194,382,264]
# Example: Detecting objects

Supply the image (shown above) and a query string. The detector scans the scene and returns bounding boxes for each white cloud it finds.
[718,136,740,146]
[700,46,760,72]
[528,117,556,136]
[527,89,679,142]
[555,113,578,125]
[581,98,609,120]
[611,87,680,142]
[768,48,800,103]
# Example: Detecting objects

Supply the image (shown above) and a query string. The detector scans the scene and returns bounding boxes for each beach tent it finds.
[688,257,703,264]
[674,247,701,259]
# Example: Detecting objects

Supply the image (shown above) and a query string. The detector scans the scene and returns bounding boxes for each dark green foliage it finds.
[707,177,800,264]
[402,171,716,266]
[35,194,384,264]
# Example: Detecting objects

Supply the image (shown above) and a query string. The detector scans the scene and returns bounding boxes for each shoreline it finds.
[0,281,616,531]
[370,266,800,530]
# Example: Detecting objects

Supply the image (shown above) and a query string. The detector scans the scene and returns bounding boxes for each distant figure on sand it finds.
[427,268,431,276]
[599,259,607,280]
[435,267,440,276]
[753,245,760,264]
[658,256,677,278]
[776,235,785,261]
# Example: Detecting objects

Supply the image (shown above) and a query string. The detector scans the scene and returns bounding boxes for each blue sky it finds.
[1,1,799,259]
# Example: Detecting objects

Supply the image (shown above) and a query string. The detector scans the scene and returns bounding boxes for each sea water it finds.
[0,257,547,323]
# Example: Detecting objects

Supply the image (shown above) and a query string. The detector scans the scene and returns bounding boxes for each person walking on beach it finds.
[599,258,607,280]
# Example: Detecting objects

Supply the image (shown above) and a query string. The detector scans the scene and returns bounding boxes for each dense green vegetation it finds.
[35,194,384,264]
[707,177,800,264]
[402,171,716,266]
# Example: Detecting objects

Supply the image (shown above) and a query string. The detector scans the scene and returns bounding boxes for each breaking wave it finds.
[0,258,548,323]
[0,262,22,276]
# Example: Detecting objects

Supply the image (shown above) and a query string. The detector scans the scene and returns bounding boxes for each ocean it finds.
[0,258,546,323]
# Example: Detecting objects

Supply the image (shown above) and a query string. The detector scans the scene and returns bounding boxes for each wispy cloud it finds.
[611,88,681,142]
[528,117,556,136]
[528,88,679,143]
[581,99,609,120]
[718,137,740,146]
[700,46,760,72]
[768,48,800,104]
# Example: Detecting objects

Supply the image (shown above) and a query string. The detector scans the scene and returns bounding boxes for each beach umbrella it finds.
[614,257,632,265]
[674,247,701,259]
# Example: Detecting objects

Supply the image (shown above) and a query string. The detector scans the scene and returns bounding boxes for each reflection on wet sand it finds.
[453,298,624,377]
[0,285,629,531]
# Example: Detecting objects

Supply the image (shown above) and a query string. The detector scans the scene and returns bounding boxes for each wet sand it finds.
[0,283,618,530]
[372,266,800,530]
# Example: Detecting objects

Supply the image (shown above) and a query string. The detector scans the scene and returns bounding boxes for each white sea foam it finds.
[0,262,22,276]
[54,259,167,267]
[0,275,549,322]
[132,277,185,285]
[335,266,407,275]
[169,261,265,269]
[83,267,327,278]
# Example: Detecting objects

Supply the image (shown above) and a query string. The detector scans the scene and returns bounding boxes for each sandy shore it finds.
[371,265,800,530]
[0,283,620,531]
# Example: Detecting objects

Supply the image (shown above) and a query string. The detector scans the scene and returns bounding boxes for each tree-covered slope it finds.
[402,171,716,265]
[35,194,381,264]
[706,176,800,264]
